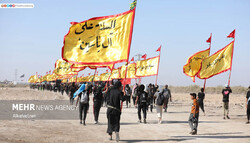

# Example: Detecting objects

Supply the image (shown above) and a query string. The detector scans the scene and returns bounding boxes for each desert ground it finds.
[0,87,249,143]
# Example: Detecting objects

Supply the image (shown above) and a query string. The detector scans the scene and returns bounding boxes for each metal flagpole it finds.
[155,45,161,85]
[228,32,235,86]
[203,33,212,92]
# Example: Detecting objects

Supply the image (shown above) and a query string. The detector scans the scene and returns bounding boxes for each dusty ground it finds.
[0,87,249,143]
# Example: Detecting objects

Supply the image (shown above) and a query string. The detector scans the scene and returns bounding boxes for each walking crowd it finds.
[30,81,250,142]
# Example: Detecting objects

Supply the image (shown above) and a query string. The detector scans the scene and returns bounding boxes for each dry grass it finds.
[169,85,248,94]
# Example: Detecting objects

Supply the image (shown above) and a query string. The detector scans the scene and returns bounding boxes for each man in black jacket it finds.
[222,85,232,119]
[246,86,250,124]
[198,88,205,115]
[135,84,149,124]
[93,83,103,124]
[106,81,125,142]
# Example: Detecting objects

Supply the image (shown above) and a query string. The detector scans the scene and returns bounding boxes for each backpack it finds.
[94,87,103,101]
[80,91,88,104]
[156,93,165,106]
[140,92,147,103]
[163,89,170,99]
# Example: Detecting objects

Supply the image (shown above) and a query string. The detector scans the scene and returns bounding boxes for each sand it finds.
[0,87,249,143]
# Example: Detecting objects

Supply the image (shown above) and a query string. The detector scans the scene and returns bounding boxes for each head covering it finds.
[114,81,122,89]
[73,84,85,98]
[139,84,145,92]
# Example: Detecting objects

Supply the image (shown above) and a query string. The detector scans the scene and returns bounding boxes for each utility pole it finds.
[14,69,18,84]
[134,54,142,84]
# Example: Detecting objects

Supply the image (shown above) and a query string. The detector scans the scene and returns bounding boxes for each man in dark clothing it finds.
[198,88,205,114]
[188,93,199,135]
[135,84,149,124]
[69,82,77,105]
[61,83,65,95]
[125,84,132,108]
[65,83,70,95]
[132,84,139,107]
[147,84,154,112]
[106,81,125,142]
[93,83,103,124]
[75,84,90,126]
[153,84,159,106]
[246,86,250,124]
[222,85,232,119]
[162,85,172,112]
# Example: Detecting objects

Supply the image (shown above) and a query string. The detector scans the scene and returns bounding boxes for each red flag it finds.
[49,70,51,74]
[46,72,48,74]
[227,29,235,39]
[106,69,109,73]
[88,73,91,76]
[156,46,161,52]
[131,57,134,62]
[206,34,212,43]
[141,54,147,60]
[82,74,84,76]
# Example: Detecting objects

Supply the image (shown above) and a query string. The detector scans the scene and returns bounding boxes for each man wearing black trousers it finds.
[93,83,103,124]
[135,84,149,124]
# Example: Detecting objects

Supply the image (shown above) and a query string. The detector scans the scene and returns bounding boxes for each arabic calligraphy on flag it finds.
[183,48,210,78]
[135,56,159,77]
[197,41,234,79]
[53,59,78,76]
[62,9,135,65]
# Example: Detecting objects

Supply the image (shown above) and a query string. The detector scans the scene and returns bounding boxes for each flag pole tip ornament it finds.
[206,34,212,43]
[227,29,235,39]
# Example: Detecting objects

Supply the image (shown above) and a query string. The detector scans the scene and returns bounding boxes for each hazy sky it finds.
[0,0,249,87]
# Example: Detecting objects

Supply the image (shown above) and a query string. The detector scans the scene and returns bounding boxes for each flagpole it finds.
[155,45,161,85]
[107,64,114,86]
[92,68,98,83]
[121,1,137,112]
[228,34,235,86]
[75,73,78,83]
[124,1,137,90]
[203,33,212,92]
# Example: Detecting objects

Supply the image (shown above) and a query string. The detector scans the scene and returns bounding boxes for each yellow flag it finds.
[62,9,135,65]
[183,48,210,78]
[41,74,50,82]
[135,56,159,77]
[197,41,234,79]
[47,73,57,81]
[71,67,85,72]
[111,69,120,79]
[100,73,111,81]
[53,59,78,76]
[120,63,137,79]
[36,77,42,83]
[87,75,95,82]
[28,75,34,83]
[94,75,100,82]
[68,76,77,83]
[28,75,38,83]
[62,79,68,83]
[71,64,113,71]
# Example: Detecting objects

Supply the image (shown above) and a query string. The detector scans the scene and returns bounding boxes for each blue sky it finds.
[0,0,250,87]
